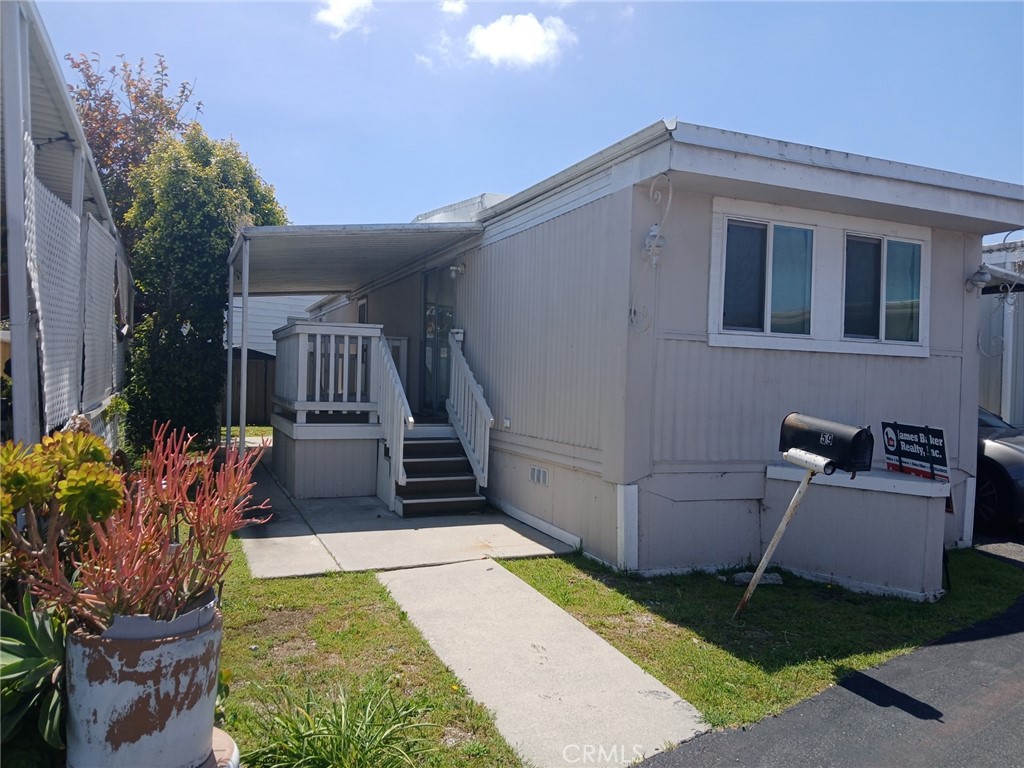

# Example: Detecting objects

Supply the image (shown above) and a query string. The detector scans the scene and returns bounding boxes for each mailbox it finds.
[779,413,873,474]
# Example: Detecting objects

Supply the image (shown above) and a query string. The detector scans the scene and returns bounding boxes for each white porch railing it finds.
[272,322,383,422]
[378,337,414,486]
[446,330,494,487]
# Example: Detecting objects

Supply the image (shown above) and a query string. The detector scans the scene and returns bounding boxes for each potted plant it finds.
[1,421,268,768]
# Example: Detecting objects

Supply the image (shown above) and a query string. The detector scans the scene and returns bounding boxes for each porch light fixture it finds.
[644,224,665,266]
[449,263,466,280]
[965,265,992,292]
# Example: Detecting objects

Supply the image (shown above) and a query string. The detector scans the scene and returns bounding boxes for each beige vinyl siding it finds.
[650,342,964,467]
[320,301,358,324]
[629,190,982,553]
[455,190,632,462]
[361,275,423,412]
[634,192,977,473]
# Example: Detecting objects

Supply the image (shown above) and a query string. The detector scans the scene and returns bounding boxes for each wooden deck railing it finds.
[273,322,382,421]
[378,337,414,486]
[446,331,494,487]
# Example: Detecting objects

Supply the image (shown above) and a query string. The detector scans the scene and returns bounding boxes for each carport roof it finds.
[227,223,483,296]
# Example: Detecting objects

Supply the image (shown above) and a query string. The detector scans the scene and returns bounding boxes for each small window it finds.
[723,219,813,335]
[844,235,921,342]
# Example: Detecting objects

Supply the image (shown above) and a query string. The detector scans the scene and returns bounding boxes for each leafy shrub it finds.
[0,594,66,754]
[243,684,436,768]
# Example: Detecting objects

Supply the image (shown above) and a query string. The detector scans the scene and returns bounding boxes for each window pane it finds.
[723,221,767,331]
[770,226,813,335]
[885,240,921,342]
[844,235,881,338]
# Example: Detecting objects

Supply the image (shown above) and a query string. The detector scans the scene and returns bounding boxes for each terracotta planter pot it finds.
[65,596,222,768]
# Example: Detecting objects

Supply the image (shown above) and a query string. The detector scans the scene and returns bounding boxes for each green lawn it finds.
[220,534,1023,761]
[218,538,523,767]
[221,425,273,439]
[501,550,1024,728]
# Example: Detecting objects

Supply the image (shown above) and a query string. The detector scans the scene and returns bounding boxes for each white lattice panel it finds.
[82,215,116,410]
[25,134,83,430]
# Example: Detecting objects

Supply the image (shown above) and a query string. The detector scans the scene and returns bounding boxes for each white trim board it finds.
[766,463,950,498]
[492,500,582,551]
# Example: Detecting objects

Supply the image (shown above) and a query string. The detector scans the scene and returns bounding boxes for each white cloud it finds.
[439,0,467,16]
[315,0,374,38]
[415,31,457,70]
[620,5,635,21]
[467,14,577,68]
[436,30,454,64]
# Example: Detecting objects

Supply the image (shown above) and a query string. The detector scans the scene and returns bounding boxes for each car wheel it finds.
[975,465,1013,536]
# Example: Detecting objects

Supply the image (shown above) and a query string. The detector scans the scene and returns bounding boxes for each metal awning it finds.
[225,221,483,449]
[227,223,484,296]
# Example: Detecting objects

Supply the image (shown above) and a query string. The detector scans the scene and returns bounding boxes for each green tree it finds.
[123,125,286,450]
[65,53,199,254]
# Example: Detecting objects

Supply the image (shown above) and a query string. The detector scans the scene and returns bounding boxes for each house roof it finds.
[476,119,1024,236]
[227,223,483,296]
[228,121,1023,300]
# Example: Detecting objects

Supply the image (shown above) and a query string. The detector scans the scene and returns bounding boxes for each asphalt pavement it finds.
[642,548,1024,768]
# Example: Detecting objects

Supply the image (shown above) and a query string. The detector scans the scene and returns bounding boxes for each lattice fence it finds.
[82,215,117,411]
[24,133,83,430]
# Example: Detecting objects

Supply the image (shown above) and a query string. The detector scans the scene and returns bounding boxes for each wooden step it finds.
[400,474,478,497]
[403,455,471,477]
[396,494,487,517]
[403,438,464,458]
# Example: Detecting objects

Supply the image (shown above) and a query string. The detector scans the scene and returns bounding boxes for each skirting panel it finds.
[762,478,946,599]
[487,447,618,565]
[637,491,761,572]
[272,429,377,499]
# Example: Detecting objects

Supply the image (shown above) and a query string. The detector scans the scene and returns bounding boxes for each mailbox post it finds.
[734,414,874,619]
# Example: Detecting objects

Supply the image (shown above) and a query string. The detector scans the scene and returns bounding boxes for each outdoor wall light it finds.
[965,265,992,292]
[449,263,466,280]
[645,224,665,265]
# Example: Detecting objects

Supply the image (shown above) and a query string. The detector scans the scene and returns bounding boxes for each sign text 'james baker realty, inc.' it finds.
[881,422,949,482]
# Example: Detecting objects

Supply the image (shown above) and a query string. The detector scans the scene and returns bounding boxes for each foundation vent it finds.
[529,465,549,486]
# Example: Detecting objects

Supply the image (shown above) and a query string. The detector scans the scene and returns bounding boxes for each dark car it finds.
[976,407,1024,534]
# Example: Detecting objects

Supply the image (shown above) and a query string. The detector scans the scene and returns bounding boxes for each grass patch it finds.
[219,538,522,766]
[501,550,1024,728]
[221,425,273,439]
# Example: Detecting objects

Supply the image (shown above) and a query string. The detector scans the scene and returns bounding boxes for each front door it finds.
[421,267,454,416]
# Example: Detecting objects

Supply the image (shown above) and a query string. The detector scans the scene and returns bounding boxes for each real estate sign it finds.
[881,422,949,482]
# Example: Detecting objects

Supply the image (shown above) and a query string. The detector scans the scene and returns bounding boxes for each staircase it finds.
[395,426,487,517]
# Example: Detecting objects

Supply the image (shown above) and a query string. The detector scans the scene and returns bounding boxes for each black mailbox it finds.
[779,413,873,474]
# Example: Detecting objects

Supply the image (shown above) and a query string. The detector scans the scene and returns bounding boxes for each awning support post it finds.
[238,238,250,456]
[225,258,234,448]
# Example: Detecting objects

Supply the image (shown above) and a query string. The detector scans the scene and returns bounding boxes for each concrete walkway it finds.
[237,462,574,577]
[381,560,706,768]
[237,461,708,767]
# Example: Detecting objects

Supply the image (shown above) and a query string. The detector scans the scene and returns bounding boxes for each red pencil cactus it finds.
[6,423,269,635]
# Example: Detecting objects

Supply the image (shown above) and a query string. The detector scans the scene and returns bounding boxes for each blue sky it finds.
[39,1,1024,228]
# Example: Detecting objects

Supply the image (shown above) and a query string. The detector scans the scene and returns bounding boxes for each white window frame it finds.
[709,198,931,357]
[842,231,925,344]
[719,216,816,337]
